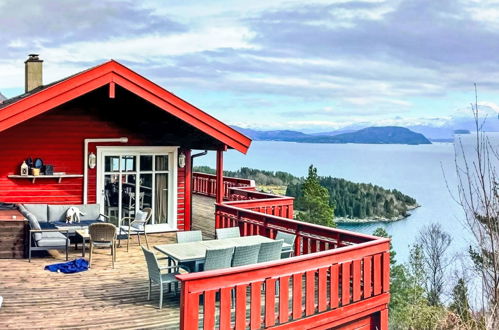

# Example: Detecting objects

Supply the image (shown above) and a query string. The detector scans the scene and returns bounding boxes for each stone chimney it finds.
[25,54,43,93]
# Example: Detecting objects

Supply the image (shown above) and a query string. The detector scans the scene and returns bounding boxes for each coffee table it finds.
[75,230,90,257]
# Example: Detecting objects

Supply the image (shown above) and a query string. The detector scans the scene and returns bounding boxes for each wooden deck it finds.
[0,195,215,329]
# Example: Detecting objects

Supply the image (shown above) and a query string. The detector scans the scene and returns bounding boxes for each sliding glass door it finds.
[97,147,177,229]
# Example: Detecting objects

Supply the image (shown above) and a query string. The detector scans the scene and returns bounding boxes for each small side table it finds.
[75,230,90,258]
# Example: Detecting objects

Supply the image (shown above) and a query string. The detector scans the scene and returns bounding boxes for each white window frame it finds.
[96,146,179,231]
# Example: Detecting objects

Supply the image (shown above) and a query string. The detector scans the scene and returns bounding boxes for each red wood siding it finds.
[0,106,188,230]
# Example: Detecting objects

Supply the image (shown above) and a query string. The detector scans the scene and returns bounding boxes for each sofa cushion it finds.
[25,212,43,241]
[23,204,48,222]
[48,204,102,222]
[47,205,71,222]
[36,231,68,247]
[39,222,56,229]
[77,204,101,221]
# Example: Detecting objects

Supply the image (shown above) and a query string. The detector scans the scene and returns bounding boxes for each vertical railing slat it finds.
[374,254,382,295]
[318,267,327,312]
[305,270,315,316]
[330,264,339,309]
[383,251,390,293]
[203,290,216,330]
[279,276,290,324]
[363,256,372,299]
[250,282,262,330]
[341,261,351,306]
[292,273,302,319]
[353,259,361,302]
[265,278,276,327]
[235,284,247,330]
[220,287,232,329]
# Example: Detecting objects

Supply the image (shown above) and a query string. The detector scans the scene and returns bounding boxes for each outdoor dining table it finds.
[154,235,292,272]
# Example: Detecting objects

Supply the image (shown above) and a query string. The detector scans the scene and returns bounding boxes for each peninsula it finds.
[194,166,419,223]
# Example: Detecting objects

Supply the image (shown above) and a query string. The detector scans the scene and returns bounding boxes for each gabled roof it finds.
[0,60,251,153]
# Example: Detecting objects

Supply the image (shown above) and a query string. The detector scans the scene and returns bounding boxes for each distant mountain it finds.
[233,125,432,145]
[0,92,6,103]
[232,127,309,141]
[317,126,431,145]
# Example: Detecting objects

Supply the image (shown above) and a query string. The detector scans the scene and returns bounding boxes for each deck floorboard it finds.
[0,195,215,329]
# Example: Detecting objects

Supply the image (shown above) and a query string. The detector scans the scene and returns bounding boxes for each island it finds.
[233,125,432,145]
[194,166,419,223]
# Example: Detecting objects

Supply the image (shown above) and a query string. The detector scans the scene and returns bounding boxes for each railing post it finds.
[379,307,389,330]
[215,207,221,229]
[184,149,192,231]
[179,281,199,330]
[216,148,225,203]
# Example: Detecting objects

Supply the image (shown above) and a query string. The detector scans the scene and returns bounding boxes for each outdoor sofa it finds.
[17,203,107,261]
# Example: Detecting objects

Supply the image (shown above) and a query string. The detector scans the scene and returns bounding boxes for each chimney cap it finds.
[25,54,42,62]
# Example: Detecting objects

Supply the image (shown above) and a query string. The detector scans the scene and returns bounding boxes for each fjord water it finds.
[196,141,467,263]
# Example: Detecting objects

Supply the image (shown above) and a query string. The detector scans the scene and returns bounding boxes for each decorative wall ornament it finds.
[20,161,29,176]
[178,152,186,168]
[88,152,96,169]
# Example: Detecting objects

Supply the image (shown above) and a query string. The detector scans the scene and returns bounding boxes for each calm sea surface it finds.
[195,141,469,263]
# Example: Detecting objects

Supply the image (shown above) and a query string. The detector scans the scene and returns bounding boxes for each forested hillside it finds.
[287,177,418,221]
[193,166,300,186]
[194,166,417,221]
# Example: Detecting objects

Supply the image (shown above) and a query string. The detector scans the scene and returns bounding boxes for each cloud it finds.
[2,0,499,131]
[0,0,185,51]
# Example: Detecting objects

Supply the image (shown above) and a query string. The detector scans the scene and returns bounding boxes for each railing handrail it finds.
[228,187,288,200]
[216,202,381,242]
[193,171,255,186]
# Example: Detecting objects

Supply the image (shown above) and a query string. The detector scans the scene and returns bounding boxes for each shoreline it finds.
[335,204,420,224]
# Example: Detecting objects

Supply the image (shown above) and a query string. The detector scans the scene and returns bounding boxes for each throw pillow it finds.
[135,210,148,221]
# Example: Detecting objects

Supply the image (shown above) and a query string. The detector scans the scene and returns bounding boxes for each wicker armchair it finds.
[276,231,296,258]
[203,247,234,271]
[215,227,240,239]
[175,230,203,272]
[257,240,283,263]
[176,230,202,243]
[119,208,152,252]
[232,244,260,267]
[88,223,117,269]
[142,247,180,309]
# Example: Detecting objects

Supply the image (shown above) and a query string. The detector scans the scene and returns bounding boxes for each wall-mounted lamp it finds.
[88,152,97,169]
[178,151,186,168]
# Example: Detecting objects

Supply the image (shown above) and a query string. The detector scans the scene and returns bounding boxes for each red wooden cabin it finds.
[0,56,389,329]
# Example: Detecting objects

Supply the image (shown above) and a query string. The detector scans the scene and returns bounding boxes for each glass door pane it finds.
[140,155,153,171]
[121,155,136,172]
[155,173,168,224]
[104,174,120,226]
[139,173,153,211]
[122,173,137,219]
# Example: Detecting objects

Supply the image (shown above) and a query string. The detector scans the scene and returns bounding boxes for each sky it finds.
[1,0,499,132]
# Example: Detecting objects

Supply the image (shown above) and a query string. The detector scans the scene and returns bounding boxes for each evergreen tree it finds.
[296,165,335,227]
[450,278,472,323]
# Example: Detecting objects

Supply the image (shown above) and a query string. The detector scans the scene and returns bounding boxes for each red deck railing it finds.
[192,172,256,199]
[179,173,390,329]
